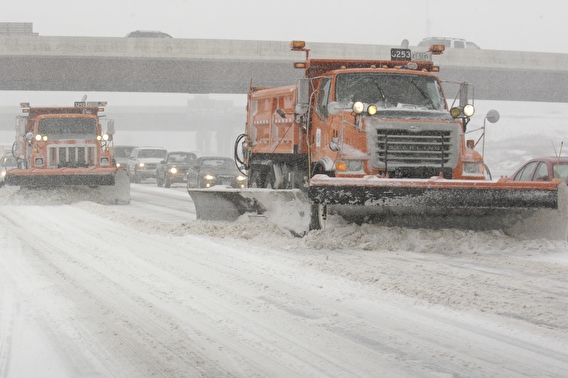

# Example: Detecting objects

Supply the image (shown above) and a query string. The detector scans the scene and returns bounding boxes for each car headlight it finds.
[138,162,145,168]
[169,167,178,174]
[236,175,246,181]
[347,160,363,171]
[34,157,44,167]
[204,174,215,180]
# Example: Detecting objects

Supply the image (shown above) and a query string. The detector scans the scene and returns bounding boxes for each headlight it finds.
[204,174,215,180]
[116,162,121,167]
[100,157,110,167]
[236,175,246,181]
[450,107,461,118]
[1,171,6,177]
[336,160,363,172]
[138,162,145,168]
[367,104,378,116]
[463,162,482,174]
[169,167,178,174]
[347,160,363,171]
[352,101,365,114]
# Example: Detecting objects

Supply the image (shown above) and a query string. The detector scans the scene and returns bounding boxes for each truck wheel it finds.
[133,171,141,183]
[157,175,164,187]
[264,168,275,189]
[164,176,171,188]
[309,204,327,230]
[248,170,262,188]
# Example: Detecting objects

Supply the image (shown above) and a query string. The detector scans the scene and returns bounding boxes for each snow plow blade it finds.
[187,186,311,235]
[309,175,568,240]
[5,168,118,187]
[5,167,131,204]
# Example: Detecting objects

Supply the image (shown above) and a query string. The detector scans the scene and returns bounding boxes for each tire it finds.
[133,170,141,184]
[248,169,262,188]
[264,167,276,189]
[164,175,171,188]
[157,174,164,187]
[312,162,326,176]
[309,204,327,230]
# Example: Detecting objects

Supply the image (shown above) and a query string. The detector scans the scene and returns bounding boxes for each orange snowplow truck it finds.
[188,41,567,239]
[5,101,130,203]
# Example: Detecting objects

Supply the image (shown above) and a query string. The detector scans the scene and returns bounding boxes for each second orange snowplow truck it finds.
[5,101,130,204]
[188,41,567,239]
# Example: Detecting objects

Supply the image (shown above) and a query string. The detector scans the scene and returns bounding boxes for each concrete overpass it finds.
[1,36,568,102]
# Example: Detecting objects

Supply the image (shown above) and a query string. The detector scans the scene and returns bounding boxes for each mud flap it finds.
[187,186,311,236]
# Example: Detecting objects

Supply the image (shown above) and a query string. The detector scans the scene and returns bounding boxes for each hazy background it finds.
[1,0,567,175]
[2,0,567,54]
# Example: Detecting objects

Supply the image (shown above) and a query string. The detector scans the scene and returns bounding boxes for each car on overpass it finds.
[418,37,480,49]
[125,30,172,38]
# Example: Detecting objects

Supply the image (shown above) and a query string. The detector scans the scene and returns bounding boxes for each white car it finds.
[418,37,480,49]
[127,147,167,183]
[0,153,17,186]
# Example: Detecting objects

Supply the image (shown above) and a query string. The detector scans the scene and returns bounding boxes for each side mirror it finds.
[327,102,342,116]
[107,119,115,135]
[485,109,500,124]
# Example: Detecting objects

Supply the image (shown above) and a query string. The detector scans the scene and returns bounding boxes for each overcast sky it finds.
[2,0,568,54]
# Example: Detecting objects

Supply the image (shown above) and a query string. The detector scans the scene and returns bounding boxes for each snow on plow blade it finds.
[5,168,131,204]
[5,169,117,187]
[188,186,311,235]
[309,175,568,240]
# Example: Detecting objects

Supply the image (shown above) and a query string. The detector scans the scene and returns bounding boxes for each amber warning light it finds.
[290,40,306,50]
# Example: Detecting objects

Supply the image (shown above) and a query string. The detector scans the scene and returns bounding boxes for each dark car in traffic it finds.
[186,156,246,189]
[511,156,568,183]
[156,151,197,188]
[113,145,137,170]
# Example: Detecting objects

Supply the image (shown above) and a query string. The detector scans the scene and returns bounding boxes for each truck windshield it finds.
[38,118,97,140]
[335,73,445,111]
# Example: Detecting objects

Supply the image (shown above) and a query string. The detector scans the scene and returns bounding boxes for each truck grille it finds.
[369,121,458,169]
[48,145,96,168]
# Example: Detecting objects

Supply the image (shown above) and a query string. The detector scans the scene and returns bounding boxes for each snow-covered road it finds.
[1,183,567,377]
